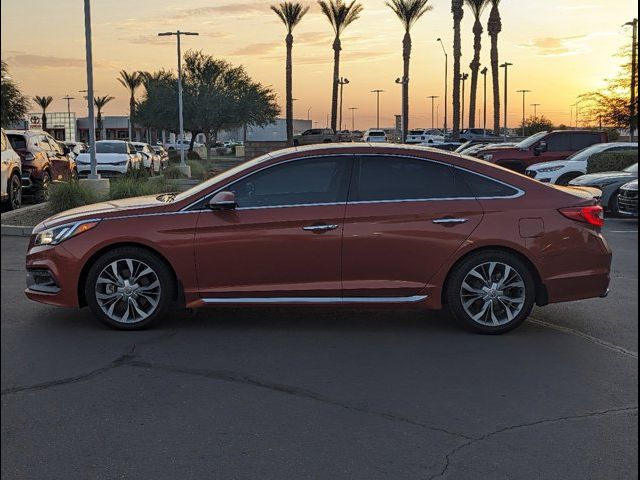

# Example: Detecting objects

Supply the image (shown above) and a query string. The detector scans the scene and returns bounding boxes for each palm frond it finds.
[318,0,364,36]
[94,95,115,109]
[270,2,310,33]
[33,95,53,110]
[465,0,490,17]
[385,0,432,31]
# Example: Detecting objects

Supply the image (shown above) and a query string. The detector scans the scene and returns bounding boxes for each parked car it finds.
[617,179,638,217]
[1,128,22,210]
[63,141,88,159]
[165,139,205,151]
[448,129,502,142]
[479,130,609,173]
[406,129,445,144]
[362,129,388,143]
[455,139,509,154]
[429,142,463,151]
[569,163,638,215]
[25,144,611,334]
[132,142,162,175]
[152,145,170,169]
[5,130,77,202]
[75,141,142,178]
[525,142,638,185]
[293,129,338,146]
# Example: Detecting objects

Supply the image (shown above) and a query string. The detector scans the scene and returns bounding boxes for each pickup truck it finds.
[75,141,142,178]
[293,129,338,146]
[478,130,608,173]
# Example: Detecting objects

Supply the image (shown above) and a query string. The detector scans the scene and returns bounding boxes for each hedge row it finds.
[587,150,638,174]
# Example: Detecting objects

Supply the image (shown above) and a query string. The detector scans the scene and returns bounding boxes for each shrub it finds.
[110,176,174,200]
[49,181,97,213]
[163,164,189,179]
[215,147,227,156]
[168,149,202,163]
[587,150,638,174]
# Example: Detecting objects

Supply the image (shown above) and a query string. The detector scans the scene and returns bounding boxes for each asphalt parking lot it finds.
[1,218,638,480]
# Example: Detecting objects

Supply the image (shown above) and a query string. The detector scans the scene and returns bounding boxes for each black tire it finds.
[84,247,175,330]
[8,173,22,210]
[556,172,580,186]
[445,250,536,334]
[35,171,51,203]
[608,190,621,216]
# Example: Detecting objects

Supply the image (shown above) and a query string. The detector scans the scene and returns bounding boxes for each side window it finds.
[545,134,572,152]
[609,146,636,152]
[351,156,466,202]
[571,133,600,151]
[228,156,351,208]
[455,169,520,198]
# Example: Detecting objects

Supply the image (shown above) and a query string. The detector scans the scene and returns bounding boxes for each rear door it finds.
[571,132,603,152]
[341,155,484,298]
[536,133,573,165]
[45,136,70,181]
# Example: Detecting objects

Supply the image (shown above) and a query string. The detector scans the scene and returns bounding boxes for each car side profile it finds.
[25,144,612,334]
[293,129,338,146]
[132,142,162,175]
[1,128,22,210]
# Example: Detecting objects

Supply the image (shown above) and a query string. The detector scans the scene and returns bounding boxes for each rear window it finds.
[409,130,424,135]
[367,131,385,137]
[96,142,127,154]
[571,132,601,151]
[455,169,519,198]
[7,135,27,150]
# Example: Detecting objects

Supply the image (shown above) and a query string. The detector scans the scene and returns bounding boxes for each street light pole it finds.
[348,107,359,131]
[531,103,541,118]
[500,62,513,140]
[437,38,448,135]
[371,90,384,129]
[481,67,488,135]
[307,106,312,121]
[516,89,532,137]
[624,19,638,141]
[337,77,350,131]
[158,30,198,173]
[82,0,99,179]
[427,96,439,129]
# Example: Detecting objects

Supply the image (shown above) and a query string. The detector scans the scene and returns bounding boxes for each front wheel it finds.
[446,250,536,334]
[85,247,175,330]
[8,173,22,210]
[556,172,580,186]
[35,171,51,203]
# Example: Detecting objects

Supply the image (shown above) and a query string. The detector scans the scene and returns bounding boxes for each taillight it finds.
[559,205,604,227]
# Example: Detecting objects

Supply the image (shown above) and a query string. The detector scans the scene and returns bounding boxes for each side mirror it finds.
[208,191,237,211]
[534,141,548,155]
[63,146,71,155]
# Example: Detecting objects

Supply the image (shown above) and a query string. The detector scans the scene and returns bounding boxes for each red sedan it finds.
[25,144,612,333]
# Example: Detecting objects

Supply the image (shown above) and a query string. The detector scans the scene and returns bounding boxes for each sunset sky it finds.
[1,0,638,129]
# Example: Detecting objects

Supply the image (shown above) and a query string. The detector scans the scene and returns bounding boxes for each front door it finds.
[194,155,353,299]
[342,155,484,298]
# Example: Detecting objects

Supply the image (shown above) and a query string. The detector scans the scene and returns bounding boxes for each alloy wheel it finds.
[10,175,21,210]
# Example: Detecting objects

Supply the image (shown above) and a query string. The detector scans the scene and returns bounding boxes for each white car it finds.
[132,142,162,175]
[525,142,638,185]
[362,129,388,143]
[165,139,204,151]
[1,128,22,210]
[406,129,445,144]
[75,141,142,178]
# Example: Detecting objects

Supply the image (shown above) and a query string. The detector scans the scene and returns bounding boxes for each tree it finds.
[271,2,310,146]
[518,115,553,136]
[1,61,30,128]
[33,95,53,130]
[94,95,115,139]
[318,0,364,132]
[451,0,464,140]
[487,0,502,134]
[387,0,433,143]
[118,70,143,140]
[466,0,490,129]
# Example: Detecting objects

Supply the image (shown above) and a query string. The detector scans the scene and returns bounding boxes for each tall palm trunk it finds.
[285,33,294,146]
[488,2,502,135]
[129,95,136,140]
[330,37,341,133]
[96,109,102,140]
[468,16,482,128]
[41,111,47,130]
[451,0,464,140]
[402,32,411,142]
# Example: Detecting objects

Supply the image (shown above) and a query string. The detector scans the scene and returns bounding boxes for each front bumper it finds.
[77,164,128,178]
[618,191,638,217]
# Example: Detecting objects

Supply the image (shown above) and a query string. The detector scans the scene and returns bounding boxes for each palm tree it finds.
[387,0,432,143]
[117,70,142,140]
[488,0,502,135]
[271,2,310,146]
[33,95,53,130]
[466,0,490,129]
[318,0,364,133]
[94,95,115,140]
[451,0,464,140]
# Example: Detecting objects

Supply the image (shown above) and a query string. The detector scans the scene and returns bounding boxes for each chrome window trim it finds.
[202,295,427,304]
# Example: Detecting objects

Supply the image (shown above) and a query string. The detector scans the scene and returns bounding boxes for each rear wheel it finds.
[556,172,580,186]
[446,250,536,334]
[35,171,51,203]
[8,173,22,210]
[85,247,175,330]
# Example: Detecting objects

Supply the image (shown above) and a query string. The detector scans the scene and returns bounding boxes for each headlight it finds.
[537,165,564,173]
[483,154,493,161]
[34,220,100,246]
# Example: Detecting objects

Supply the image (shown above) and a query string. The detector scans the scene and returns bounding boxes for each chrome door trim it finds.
[302,224,339,232]
[432,218,469,224]
[202,295,427,304]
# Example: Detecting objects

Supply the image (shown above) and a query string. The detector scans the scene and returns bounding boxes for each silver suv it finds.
[293,129,338,146]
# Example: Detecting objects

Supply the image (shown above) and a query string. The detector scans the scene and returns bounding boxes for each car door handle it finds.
[303,224,339,232]
[432,217,469,224]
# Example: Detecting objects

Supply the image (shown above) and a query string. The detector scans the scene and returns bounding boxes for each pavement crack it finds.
[125,360,475,441]
[427,405,638,479]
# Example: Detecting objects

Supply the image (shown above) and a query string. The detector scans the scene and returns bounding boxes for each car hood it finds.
[621,179,638,191]
[528,160,569,171]
[36,195,169,231]
[76,153,129,164]
[570,171,637,186]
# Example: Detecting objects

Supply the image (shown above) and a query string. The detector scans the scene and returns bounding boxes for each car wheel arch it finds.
[77,241,182,308]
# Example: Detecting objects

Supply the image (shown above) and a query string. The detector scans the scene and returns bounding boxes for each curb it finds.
[1,225,34,237]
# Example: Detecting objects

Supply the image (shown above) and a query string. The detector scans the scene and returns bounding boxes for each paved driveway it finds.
[1,219,637,479]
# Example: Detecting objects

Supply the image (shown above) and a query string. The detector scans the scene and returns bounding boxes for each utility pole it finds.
[481,67,488,135]
[624,18,638,141]
[63,95,75,141]
[158,30,199,176]
[531,103,541,118]
[83,0,99,179]
[371,89,385,129]
[437,38,449,135]
[307,106,312,121]
[516,89,532,137]
[337,77,350,131]
[348,107,359,131]
[500,62,513,140]
[460,73,469,130]
[427,96,439,129]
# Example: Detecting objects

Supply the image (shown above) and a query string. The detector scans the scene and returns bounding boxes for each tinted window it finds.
[571,132,600,151]
[7,135,27,150]
[455,169,519,198]
[609,145,637,152]
[352,156,468,202]
[545,133,572,152]
[229,156,351,208]
[96,142,127,154]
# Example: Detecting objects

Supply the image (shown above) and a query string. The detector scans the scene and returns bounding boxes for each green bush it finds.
[110,176,174,200]
[49,181,97,213]
[587,150,638,174]
[168,149,202,163]
[163,164,189,179]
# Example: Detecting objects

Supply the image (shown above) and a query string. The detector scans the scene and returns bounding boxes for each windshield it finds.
[624,163,638,173]
[368,131,385,136]
[516,131,548,149]
[7,135,27,150]
[565,143,608,161]
[409,130,424,135]
[96,142,127,154]
[133,145,144,151]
